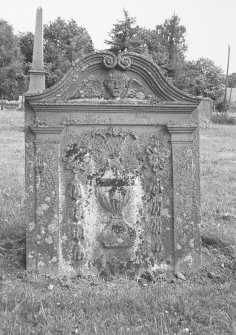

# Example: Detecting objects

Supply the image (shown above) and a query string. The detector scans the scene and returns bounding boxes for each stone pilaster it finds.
[27,127,63,274]
[28,7,45,93]
[167,126,201,273]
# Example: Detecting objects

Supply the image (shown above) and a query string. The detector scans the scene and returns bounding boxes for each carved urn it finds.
[95,174,136,249]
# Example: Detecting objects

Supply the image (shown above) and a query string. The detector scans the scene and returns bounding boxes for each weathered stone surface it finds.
[25,51,202,277]
[198,98,213,128]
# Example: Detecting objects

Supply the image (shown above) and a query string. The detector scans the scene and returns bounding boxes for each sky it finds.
[1,0,236,73]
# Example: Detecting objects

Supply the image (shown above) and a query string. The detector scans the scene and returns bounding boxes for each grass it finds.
[211,112,236,125]
[201,125,236,239]
[0,110,236,334]
[0,110,25,240]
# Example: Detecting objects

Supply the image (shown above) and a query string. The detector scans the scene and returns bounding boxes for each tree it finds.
[155,14,187,76]
[43,17,94,87]
[105,12,187,79]
[19,32,34,64]
[18,31,34,76]
[228,73,236,88]
[0,19,19,67]
[105,11,166,63]
[105,9,135,51]
[0,62,27,100]
[178,58,224,100]
[126,27,169,68]
[0,19,27,99]
[105,12,226,100]
[105,9,137,53]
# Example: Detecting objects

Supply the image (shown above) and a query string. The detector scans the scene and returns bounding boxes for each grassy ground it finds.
[0,110,236,335]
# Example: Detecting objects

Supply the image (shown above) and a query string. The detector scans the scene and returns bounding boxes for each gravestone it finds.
[25,10,202,277]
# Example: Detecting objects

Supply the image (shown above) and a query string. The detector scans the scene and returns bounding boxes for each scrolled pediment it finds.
[26,51,201,106]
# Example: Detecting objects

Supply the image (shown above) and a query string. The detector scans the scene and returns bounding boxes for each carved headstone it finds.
[25,51,202,277]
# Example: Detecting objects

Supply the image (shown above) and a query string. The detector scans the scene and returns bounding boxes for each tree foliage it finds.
[105,9,138,53]
[105,11,167,68]
[0,17,95,97]
[19,32,34,64]
[155,15,187,72]
[105,12,187,82]
[19,31,34,76]
[177,58,224,100]
[0,12,227,101]
[228,73,236,88]
[0,19,28,99]
[0,19,19,67]
[105,11,225,100]
[43,17,94,87]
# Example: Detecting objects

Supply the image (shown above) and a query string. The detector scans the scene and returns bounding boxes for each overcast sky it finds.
[1,0,236,73]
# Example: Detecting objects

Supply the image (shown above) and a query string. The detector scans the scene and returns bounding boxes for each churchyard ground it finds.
[0,109,236,335]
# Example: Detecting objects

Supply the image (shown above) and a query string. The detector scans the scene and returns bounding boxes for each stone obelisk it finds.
[28,7,45,93]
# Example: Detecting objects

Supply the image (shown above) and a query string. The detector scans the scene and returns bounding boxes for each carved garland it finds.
[63,145,92,261]
[145,139,169,253]
[95,126,137,142]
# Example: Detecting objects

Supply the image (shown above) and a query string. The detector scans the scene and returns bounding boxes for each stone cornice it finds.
[28,69,46,75]
[28,102,199,114]
[167,126,197,144]
[30,126,64,134]
[30,126,64,144]
[167,126,197,134]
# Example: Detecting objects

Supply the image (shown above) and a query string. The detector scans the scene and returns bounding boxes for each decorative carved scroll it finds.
[117,54,132,70]
[103,53,131,70]
[103,53,118,69]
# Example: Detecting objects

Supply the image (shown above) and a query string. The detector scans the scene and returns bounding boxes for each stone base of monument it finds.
[25,52,202,278]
